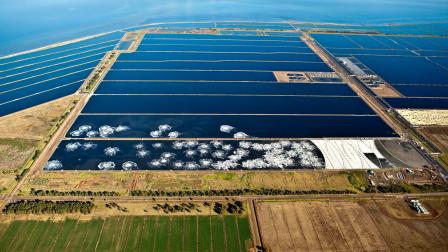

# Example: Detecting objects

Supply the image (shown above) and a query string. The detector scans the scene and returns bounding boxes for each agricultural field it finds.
[0,215,252,252]
[256,198,448,251]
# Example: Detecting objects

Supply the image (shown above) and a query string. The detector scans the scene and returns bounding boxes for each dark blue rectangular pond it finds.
[104,70,276,82]
[46,139,326,171]
[138,38,303,47]
[143,34,300,41]
[385,97,448,109]
[393,85,448,98]
[0,61,99,92]
[96,81,354,96]
[137,44,313,53]
[118,51,322,62]
[111,61,330,72]
[67,114,397,139]
[0,82,80,116]
[82,95,375,115]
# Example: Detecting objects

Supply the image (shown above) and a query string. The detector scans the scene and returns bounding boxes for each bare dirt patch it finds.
[372,84,401,97]
[256,198,448,252]
[418,126,448,152]
[0,95,77,140]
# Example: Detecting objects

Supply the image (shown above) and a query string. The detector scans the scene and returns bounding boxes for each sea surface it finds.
[1,0,448,56]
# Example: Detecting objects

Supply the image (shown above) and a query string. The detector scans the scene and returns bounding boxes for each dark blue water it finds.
[354,55,448,85]
[118,52,320,62]
[140,38,303,47]
[0,82,80,116]
[219,31,259,36]
[137,44,313,53]
[0,56,101,84]
[104,70,276,81]
[0,61,99,92]
[312,34,361,49]
[111,61,330,72]
[385,97,448,109]
[327,48,414,57]
[82,95,375,115]
[431,58,448,68]
[0,47,111,78]
[68,114,397,139]
[46,139,325,171]
[418,51,448,57]
[0,79,84,104]
[144,34,300,41]
[393,85,448,98]
[395,37,448,51]
[96,81,354,96]
[2,1,448,56]
[344,35,389,49]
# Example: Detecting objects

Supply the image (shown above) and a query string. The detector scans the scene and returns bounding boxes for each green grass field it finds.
[0,215,252,252]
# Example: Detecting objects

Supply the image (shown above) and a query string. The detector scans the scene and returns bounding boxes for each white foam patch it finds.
[233,132,249,138]
[122,161,138,170]
[98,161,115,170]
[65,142,81,152]
[69,130,83,137]
[212,150,226,159]
[82,142,97,150]
[173,161,185,168]
[134,143,145,150]
[158,124,172,132]
[104,147,120,156]
[136,149,150,158]
[161,152,175,159]
[212,160,238,170]
[185,162,199,169]
[199,159,213,167]
[172,141,185,149]
[211,140,223,148]
[115,125,130,132]
[86,131,99,138]
[45,160,63,170]
[242,158,268,169]
[79,125,92,133]
[152,142,163,149]
[99,125,115,137]
[220,125,234,133]
[185,149,197,157]
[168,131,180,138]
[150,159,162,167]
[150,130,162,138]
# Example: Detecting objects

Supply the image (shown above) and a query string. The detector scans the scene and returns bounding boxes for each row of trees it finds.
[130,188,356,197]
[30,188,119,197]
[3,200,94,215]
[364,183,448,193]
[412,183,448,193]
[105,202,128,212]
[213,201,244,215]
[153,202,198,214]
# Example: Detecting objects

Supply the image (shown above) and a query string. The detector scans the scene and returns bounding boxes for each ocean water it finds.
[1,0,448,56]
